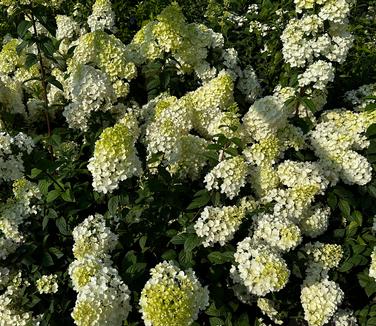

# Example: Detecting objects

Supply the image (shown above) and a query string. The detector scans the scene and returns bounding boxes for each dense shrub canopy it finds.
[0,0,376,325]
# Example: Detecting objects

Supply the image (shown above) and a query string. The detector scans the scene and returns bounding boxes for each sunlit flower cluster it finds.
[88,111,142,193]
[69,214,131,326]
[231,238,290,296]
[194,199,256,246]
[139,261,209,326]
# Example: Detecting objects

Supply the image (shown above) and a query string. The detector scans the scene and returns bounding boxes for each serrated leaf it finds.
[38,179,52,196]
[108,196,119,215]
[126,262,147,274]
[61,189,74,202]
[31,168,42,178]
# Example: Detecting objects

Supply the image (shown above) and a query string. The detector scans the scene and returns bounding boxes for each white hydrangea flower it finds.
[300,205,330,238]
[231,238,290,296]
[36,274,59,294]
[301,277,344,326]
[63,64,116,131]
[298,60,335,90]
[167,135,209,180]
[88,0,116,32]
[69,214,130,326]
[139,261,209,326]
[72,266,131,326]
[0,132,34,182]
[257,298,283,325]
[370,246,376,281]
[309,110,373,186]
[56,15,80,40]
[204,156,249,199]
[237,65,261,103]
[318,0,352,23]
[0,178,40,259]
[304,242,343,270]
[88,112,142,194]
[0,273,41,325]
[344,83,376,111]
[264,184,321,222]
[194,202,255,247]
[331,309,358,326]
[71,214,118,260]
[242,96,289,142]
[277,161,329,194]
[252,213,302,252]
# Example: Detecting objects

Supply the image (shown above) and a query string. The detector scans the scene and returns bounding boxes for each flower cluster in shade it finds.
[139,261,209,326]
[0,132,34,182]
[68,214,131,326]
[0,178,40,260]
[36,274,59,294]
[0,271,42,325]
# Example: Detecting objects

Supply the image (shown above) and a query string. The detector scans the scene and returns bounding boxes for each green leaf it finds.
[61,189,74,202]
[300,97,317,113]
[49,247,64,259]
[161,249,177,260]
[208,251,234,264]
[25,53,38,69]
[42,252,54,267]
[338,199,351,218]
[327,192,337,209]
[42,215,49,230]
[46,189,61,203]
[38,179,51,196]
[235,314,249,326]
[210,317,224,326]
[55,217,69,235]
[139,235,148,252]
[126,262,147,274]
[366,124,376,138]
[171,233,188,245]
[46,75,64,91]
[184,233,201,252]
[31,168,42,178]
[187,190,210,210]
[108,196,119,216]
[17,20,33,38]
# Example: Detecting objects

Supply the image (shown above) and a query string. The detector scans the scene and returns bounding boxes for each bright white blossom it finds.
[231,238,290,296]
[204,156,249,199]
